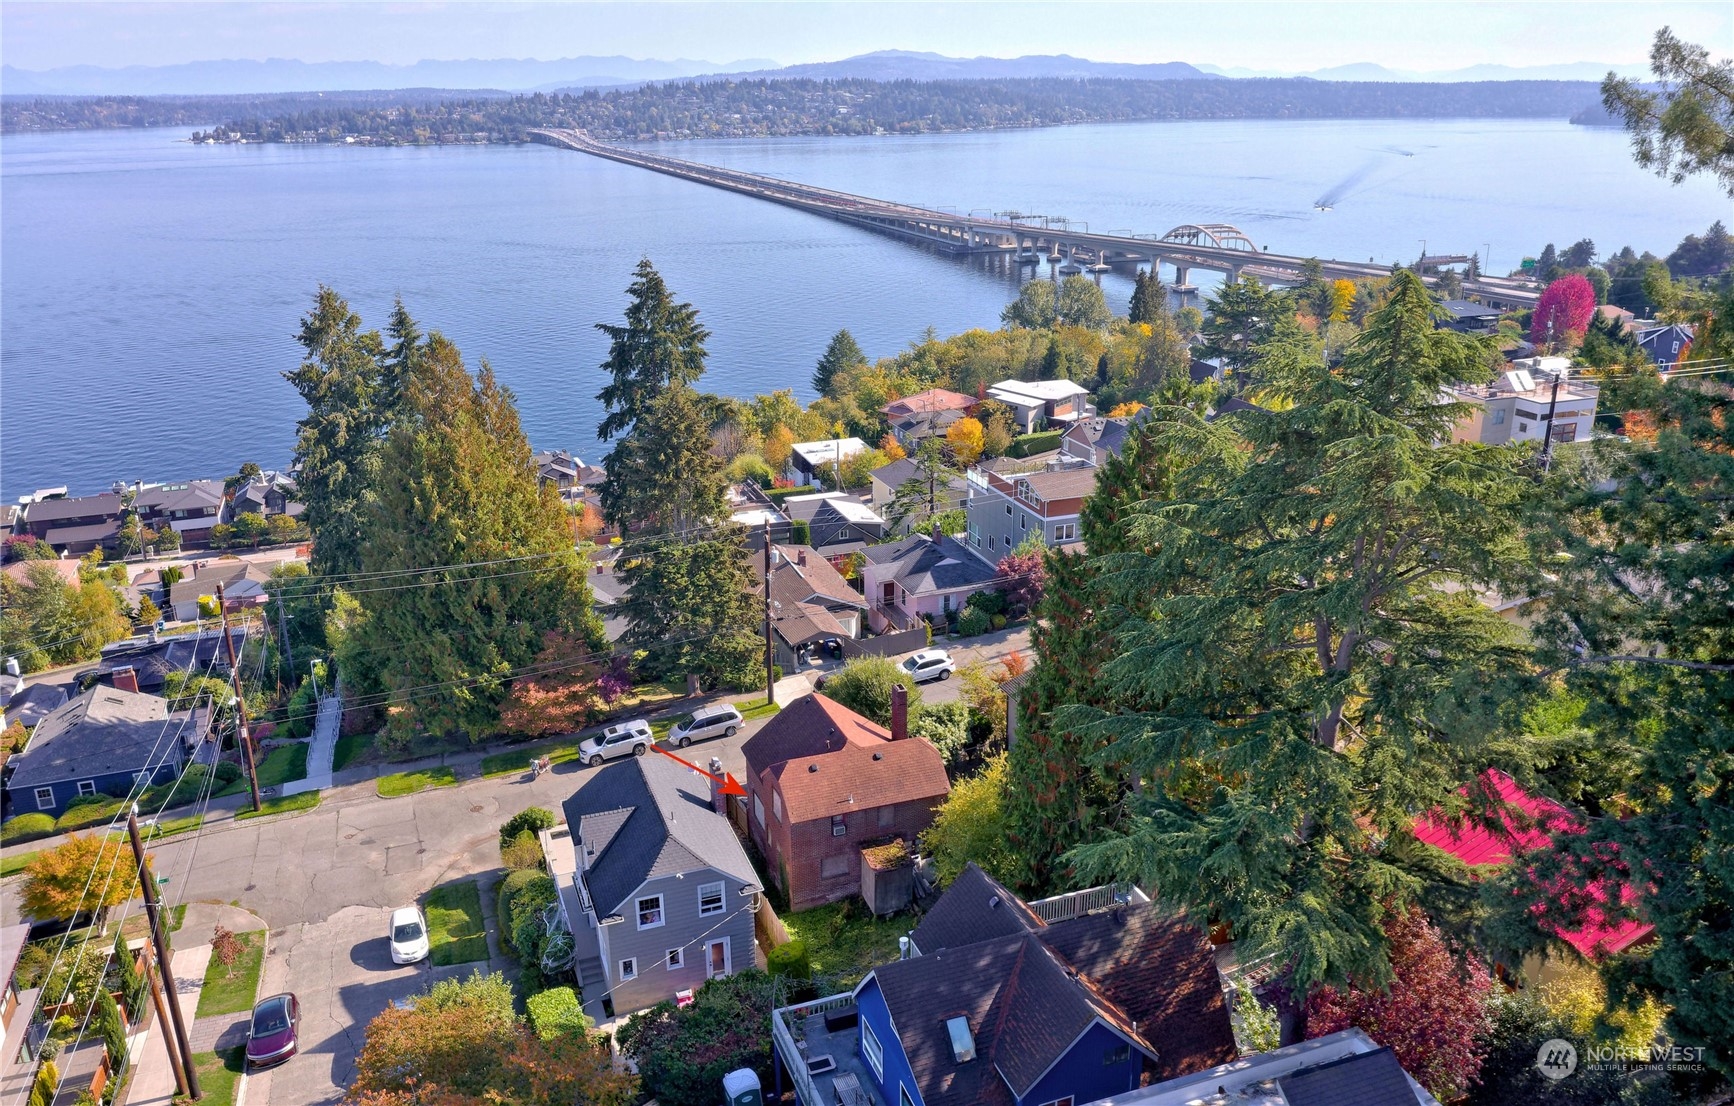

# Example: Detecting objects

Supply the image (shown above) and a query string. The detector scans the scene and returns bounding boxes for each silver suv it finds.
[578,719,654,767]
[668,704,744,748]
[900,649,956,683]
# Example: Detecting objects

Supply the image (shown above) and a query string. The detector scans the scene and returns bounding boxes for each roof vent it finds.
[945,1016,976,1063]
[987,896,1001,910]
[872,752,883,761]
[808,763,819,773]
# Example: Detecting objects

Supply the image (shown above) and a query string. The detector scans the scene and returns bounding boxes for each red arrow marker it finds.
[651,744,748,796]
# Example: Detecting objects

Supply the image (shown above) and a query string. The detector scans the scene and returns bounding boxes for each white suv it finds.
[900,649,956,683]
[668,705,744,748]
[579,719,654,767]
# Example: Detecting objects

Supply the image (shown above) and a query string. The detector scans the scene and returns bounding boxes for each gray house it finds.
[552,753,762,1020]
[3,686,209,817]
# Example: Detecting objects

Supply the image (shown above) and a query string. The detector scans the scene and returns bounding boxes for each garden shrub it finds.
[500,831,544,871]
[991,614,1007,630]
[2,813,57,843]
[214,761,243,785]
[56,797,121,832]
[956,606,991,637]
[617,971,788,1106]
[498,871,557,964]
[27,1059,57,1106]
[766,484,817,504]
[1006,430,1063,458]
[284,677,319,740]
[498,807,557,849]
[526,986,591,1039]
[765,940,811,981]
[913,701,973,765]
[964,589,1007,618]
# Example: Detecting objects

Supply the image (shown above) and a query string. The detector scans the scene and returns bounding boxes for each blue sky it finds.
[2,1,1728,72]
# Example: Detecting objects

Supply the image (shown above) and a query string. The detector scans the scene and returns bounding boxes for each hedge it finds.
[2,812,57,843]
[498,807,556,849]
[766,484,817,504]
[497,870,557,964]
[526,986,591,1039]
[1006,430,1064,458]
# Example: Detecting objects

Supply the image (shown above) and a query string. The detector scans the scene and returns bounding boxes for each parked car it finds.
[245,993,300,1069]
[389,906,429,964]
[579,718,654,767]
[900,649,956,683]
[667,704,743,748]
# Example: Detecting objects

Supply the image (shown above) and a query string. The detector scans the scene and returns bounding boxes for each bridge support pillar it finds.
[1172,264,1194,293]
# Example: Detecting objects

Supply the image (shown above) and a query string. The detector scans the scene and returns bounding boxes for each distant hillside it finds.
[42,76,1613,146]
[0,55,772,96]
[1196,60,1647,82]
[705,50,1213,83]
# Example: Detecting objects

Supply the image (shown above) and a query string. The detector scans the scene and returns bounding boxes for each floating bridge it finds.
[531,128,1539,308]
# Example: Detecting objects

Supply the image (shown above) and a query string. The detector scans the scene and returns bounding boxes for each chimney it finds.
[891,683,908,741]
[708,756,728,815]
[112,665,139,694]
[930,519,943,544]
[797,549,807,566]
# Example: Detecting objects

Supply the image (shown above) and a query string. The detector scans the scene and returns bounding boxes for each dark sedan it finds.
[245,993,300,1069]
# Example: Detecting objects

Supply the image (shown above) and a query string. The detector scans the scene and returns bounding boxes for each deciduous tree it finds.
[923,757,1018,886]
[616,972,786,1106]
[821,656,923,727]
[1530,274,1597,348]
[497,632,605,736]
[22,834,142,930]
[944,417,985,465]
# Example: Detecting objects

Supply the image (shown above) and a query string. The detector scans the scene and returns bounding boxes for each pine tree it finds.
[1536,242,1559,282]
[598,385,729,536]
[616,537,762,690]
[285,287,390,577]
[359,332,601,745]
[595,259,709,441]
[812,329,866,398]
[1061,270,1535,990]
[1128,269,1170,325]
[1198,274,1289,375]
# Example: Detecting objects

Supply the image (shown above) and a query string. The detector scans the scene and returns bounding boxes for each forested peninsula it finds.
[4,76,1604,141]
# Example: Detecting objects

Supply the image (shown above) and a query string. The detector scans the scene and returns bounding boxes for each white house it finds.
[786,438,869,486]
[986,379,1095,434]
[1450,364,1599,448]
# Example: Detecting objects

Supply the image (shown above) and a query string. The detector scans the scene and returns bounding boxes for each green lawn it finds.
[781,903,910,987]
[377,766,458,798]
[171,903,188,932]
[735,699,782,723]
[235,791,320,821]
[480,740,590,778]
[177,1047,246,1105]
[216,744,310,797]
[146,814,204,841]
[196,930,266,1017]
[425,880,489,966]
[332,732,372,772]
[1,850,40,878]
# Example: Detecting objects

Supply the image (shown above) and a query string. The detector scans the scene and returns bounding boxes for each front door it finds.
[706,938,730,979]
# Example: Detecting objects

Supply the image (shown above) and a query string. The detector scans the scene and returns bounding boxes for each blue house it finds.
[1635,323,1694,369]
[772,865,1237,1106]
[2,686,209,817]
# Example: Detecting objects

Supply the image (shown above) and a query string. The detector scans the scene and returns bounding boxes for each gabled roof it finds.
[96,627,247,693]
[869,933,1157,1106]
[770,545,863,610]
[883,388,975,418]
[136,480,224,515]
[4,681,69,729]
[561,752,759,920]
[1279,1046,1422,1106]
[23,493,122,525]
[7,686,204,788]
[1413,769,1654,958]
[168,561,272,607]
[744,694,948,822]
[911,862,1044,954]
[3,559,82,587]
[1062,416,1135,459]
[45,521,122,546]
[861,534,998,595]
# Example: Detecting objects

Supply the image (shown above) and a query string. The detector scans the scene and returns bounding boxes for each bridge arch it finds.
[1158,223,1259,252]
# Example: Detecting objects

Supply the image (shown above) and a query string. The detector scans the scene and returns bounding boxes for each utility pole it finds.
[275,585,293,691]
[142,941,190,1098]
[128,807,201,1100]
[1540,367,1566,474]
[215,583,262,812]
[762,520,775,705]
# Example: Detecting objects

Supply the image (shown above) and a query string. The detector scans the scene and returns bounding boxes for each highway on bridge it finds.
[532,127,1540,309]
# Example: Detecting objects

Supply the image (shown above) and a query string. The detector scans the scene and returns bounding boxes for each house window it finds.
[1492,409,1507,426]
[820,855,852,879]
[77,780,97,797]
[1053,522,1077,542]
[861,1019,885,1079]
[666,948,684,970]
[1517,423,1530,433]
[988,535,996,550]
[35,787,55,811]
[636,895,664,930]
[1104,1043,1131,1065]
[1020,514,1029,531]
[1004,504,1012,517]
[698,881,725,917]
[619,958,637,981]
[831,814,847,838]
[1040,1098,1074,1106]
[772,791,783,823]
[900,1088,916,1106]
[878,805,896,829]
[754,794,765,828]
[1516,408,1540,420]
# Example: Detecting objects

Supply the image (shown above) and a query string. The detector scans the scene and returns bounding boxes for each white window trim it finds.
[35,787,56,811]
[666,947,684,970]
[705,937,732,979]
[1039,1098,1074,1106]
[619,957,637,981]
[862,1018,885,1079]
[900,1087,916,1106]
[76,780,97,796]
[698,881,725,917]
[636,894,665,931]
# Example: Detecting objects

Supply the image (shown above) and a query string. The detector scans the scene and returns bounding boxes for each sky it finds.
[2,0,1729,73]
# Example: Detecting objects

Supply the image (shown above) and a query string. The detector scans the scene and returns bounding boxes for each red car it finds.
[245,993,300,1069]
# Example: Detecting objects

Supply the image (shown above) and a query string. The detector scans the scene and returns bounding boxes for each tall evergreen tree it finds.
[595,259,709,441]
[359,332,601,745]
[885,437,962,533]
[812,329,866,398]
[286,287,390,577]
[616,537,763,691]
[1128,270,1171,326]
[1197,275,1290,376]
[599,385,729,536]
[1060,270,1535,990]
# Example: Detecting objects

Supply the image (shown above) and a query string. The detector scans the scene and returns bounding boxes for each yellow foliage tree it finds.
[1538,961,1669,1052]
[878,434,908,462]
[922,756,1018,886]
[23,834,142,928]
[945,417,986,465]
[762,424,797,472]
[1329,279,1356,323]
[1106,401,1146,417]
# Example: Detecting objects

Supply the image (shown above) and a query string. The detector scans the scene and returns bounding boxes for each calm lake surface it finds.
[1,117,1725,499]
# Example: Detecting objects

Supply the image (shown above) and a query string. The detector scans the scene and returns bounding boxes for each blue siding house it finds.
[2,686,209,817]
[773,865,1237,1106]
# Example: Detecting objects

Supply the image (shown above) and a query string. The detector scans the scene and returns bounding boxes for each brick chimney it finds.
[890,683,908,741]
[111,666,139,694]
[797,549,807,566]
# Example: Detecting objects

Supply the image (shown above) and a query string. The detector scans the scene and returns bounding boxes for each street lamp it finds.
[1539,363,1569,475]
[309,659,319,699]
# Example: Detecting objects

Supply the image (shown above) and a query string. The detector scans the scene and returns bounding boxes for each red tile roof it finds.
[883,388,976,419]
[1413,770,1653,958]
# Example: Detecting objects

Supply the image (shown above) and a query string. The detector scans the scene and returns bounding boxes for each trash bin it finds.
[723,1068,763,1106]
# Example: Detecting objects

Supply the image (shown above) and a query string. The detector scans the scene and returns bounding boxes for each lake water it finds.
[2,117,1725,500]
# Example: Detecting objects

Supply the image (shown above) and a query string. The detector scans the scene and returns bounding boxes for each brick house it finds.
[742,693,950,911]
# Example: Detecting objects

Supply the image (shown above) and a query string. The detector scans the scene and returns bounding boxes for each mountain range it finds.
[1,50,1646,97]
